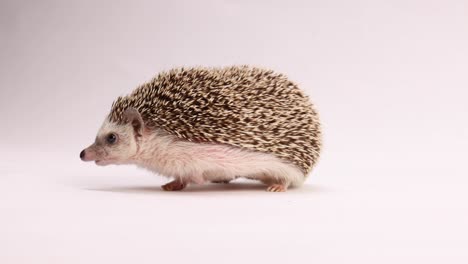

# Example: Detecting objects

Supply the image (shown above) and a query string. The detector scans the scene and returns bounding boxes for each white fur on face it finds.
[93,118,138,165]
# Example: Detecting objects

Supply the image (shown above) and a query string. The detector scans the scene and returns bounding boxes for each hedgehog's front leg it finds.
[161,179,187,191]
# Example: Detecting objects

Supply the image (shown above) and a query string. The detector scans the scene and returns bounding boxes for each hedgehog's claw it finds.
[162,180,186,191]
[266,184,287,192]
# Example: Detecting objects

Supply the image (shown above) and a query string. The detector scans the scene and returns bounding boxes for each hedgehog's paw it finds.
[266,184,287,192]
[162,180,186,191]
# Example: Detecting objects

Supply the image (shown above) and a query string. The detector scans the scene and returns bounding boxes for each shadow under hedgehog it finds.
[80,66,322,192]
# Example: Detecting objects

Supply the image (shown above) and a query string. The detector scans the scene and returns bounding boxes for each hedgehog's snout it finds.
[80,146,98,162]
[80,149,94,161]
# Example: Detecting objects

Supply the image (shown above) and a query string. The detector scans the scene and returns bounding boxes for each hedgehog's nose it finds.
[80,150,86,160]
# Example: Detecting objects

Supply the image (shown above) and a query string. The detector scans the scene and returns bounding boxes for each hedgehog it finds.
[80,66,321,192]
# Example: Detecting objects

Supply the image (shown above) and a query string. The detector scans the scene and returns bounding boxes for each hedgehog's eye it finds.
[106,133,118,145]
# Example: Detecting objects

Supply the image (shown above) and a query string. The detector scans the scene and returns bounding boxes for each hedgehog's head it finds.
[80,108,143,166]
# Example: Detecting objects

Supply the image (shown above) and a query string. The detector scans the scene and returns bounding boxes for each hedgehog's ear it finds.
[123,108,143,137]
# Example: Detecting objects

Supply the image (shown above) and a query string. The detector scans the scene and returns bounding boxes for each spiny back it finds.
[109,66,321,174]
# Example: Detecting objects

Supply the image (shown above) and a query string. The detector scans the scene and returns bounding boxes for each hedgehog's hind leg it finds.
[244,173,290,192]
[245,161,303,192]
[266,184,288,192]
[261,178,290,192]
[161,179,187,191]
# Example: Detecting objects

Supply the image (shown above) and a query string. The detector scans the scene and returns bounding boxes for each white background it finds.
[1,0,467,263]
